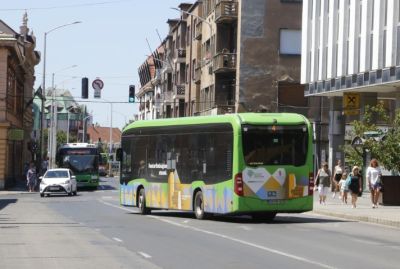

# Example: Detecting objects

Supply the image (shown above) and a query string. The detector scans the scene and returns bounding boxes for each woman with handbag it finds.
[366,158,382,208]
[348,166,362,208]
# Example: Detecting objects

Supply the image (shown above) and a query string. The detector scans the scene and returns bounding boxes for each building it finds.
[301,0,400,169]
[0,14,40,189]
[86,124,121,151]
[138,0,310,121]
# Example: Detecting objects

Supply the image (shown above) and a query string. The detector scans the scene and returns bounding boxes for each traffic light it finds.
[129,85,135,103]
[82,77,89,99]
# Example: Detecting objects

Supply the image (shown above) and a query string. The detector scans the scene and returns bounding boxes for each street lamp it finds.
[49,65,77,169]
[40,21,81,173]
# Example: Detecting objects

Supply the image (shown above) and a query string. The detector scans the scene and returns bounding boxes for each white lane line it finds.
[138,251,152,259]
[183,220,190,224]
[113,237,123,243]
[100,200,334,269]
[238,225,252,231]
[102,196,113,199]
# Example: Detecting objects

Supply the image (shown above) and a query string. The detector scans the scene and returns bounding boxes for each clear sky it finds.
[0,0,187,129]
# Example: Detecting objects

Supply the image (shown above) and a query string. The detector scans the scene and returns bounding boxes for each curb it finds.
[312,209,400,229]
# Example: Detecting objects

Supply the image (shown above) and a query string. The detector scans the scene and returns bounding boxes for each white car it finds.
[40,168,77,197]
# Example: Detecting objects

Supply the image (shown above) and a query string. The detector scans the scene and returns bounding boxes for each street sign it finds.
[343,92,360,116]
[92,78,104,90]
[94,89,101,98]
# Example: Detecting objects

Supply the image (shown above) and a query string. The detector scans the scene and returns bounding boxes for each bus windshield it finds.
[242,124,308,166]
[61,155,98,173]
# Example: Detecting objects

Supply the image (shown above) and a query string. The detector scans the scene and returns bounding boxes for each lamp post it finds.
[67,106,79,143]
[40,21,81,173]
[82,114,92,143]
[49,65,77,169]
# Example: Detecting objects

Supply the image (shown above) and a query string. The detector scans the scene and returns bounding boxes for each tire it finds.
[251,212,277,222]
[138,188,151,215]
[73,190,77,196]
[40,193,44,197]
[194,191,206,220]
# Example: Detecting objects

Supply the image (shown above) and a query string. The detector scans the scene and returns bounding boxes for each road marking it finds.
[183,220,190,224]
[138,251,152,259]
[102,196,113,199]
[113,237,123,243]
[238,225,252,231]
[100,200,334,269]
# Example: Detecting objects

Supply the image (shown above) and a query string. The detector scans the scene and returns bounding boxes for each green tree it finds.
[343,102,388,168]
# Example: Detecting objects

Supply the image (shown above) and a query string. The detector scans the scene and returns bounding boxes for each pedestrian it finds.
[315,162,331,205]
[331,159,343,199]
[348,166,362,208]
[338,172,348,204]
[26,162,37,192]
[366,158,382,208]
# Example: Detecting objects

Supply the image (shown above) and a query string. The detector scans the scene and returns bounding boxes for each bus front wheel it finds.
[138,188,151,215]
[194,191,206,220]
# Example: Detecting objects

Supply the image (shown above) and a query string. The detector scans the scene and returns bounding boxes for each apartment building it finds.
[301,0,400,169]
[138,0,307,120]
[0,14,40,189]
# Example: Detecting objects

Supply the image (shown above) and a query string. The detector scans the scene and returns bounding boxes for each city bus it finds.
[117,113,314,220]
[56,143,100,189]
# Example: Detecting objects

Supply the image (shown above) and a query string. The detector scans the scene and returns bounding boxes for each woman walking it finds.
[331,159,343,199]
[26,162,37,192]
[366,159,382,208]
[348,166,362,208]
[315,162,331,205]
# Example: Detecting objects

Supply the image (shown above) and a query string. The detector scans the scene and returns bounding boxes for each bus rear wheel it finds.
[194,191,206,220]
[138,188,151,215]
[251,212,277,222]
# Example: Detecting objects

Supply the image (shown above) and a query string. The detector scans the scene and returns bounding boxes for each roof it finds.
[123,113,310,133]
[87,125,122,143]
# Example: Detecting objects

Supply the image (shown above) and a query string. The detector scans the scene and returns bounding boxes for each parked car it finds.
[40,168,77,197]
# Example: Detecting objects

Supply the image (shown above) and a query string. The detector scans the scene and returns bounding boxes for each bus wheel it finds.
[138,188,151,215]
[194,191,206,220]
[251,212,277,222]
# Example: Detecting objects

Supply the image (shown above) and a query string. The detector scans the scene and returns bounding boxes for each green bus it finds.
[57,143,100,188]
[118,113,314,220]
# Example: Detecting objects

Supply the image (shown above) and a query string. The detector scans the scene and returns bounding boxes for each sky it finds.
[0,0,187,129]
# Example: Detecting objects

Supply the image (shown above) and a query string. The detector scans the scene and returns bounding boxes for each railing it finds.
[213,52,237,73]
[215,0,238,23]
[176,48,186,58]
[195,21,202,40]
[174,84,185,96]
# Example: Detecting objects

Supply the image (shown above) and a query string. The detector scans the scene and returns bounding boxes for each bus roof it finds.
[59,143,97,149]
[123,113,309,133]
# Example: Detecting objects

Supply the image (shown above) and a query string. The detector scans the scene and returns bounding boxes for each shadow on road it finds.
[145,211,351,224]
[0,199,17,211]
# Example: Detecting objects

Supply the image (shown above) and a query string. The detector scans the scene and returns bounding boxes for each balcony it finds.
[177,48,186,58]
[174,84,185,98]
[195,21,202,40]
[213,52,236,73]
[215,0,238,23]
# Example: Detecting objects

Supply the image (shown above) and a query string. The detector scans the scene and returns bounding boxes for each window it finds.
[242,125,308,166]
[279,29,301,55]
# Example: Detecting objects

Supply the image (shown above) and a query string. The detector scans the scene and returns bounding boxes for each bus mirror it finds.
[116,148,122,162]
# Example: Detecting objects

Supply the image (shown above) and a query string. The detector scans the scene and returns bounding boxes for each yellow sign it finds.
[343,93,360,116]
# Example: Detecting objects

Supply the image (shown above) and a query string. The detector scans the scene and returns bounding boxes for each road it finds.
[0,177,398,269]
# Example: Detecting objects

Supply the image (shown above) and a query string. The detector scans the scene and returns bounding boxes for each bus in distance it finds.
[56,143,100,188]
[117,113,314,220]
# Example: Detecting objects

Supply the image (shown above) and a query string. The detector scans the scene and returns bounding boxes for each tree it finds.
[343,102,388,168]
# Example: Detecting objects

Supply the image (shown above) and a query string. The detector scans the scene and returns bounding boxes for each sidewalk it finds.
[312,191,400,229]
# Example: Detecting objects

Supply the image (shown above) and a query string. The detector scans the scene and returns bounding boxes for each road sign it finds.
[92,78,104,90]
[94,89,101,98]
[343,92,360,116]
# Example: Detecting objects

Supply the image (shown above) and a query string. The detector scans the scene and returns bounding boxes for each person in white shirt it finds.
[366,158,382,208]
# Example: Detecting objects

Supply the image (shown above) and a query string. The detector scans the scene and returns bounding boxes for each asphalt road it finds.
[1,177,399,269]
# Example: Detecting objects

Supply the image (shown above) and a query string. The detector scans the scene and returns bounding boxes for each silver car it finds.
[40,168,78,197]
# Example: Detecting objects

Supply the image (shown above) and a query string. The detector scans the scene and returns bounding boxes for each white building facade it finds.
[301,0,400,169]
